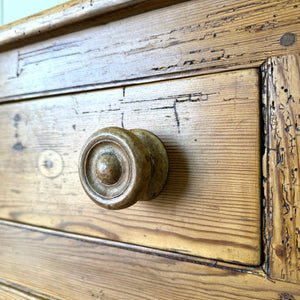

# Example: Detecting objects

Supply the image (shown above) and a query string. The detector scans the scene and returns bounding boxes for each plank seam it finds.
[0,64,260,104]
[0,218,265,277]
[0,279,61,300]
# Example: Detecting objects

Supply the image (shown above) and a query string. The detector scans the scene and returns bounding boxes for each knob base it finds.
[131,129,168,202]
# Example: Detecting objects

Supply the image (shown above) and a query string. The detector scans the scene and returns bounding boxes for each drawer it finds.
[0,68,261,265]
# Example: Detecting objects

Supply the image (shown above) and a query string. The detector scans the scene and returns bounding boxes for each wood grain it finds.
[0,0,300,102]
[0,284,44,300]
[0,0,187,52]
[0,69,261,265]
[0,221,299,300]
[0,0,152,47]
[262,54,300,283]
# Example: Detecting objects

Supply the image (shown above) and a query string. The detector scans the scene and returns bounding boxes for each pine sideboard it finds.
[0,0,299,299]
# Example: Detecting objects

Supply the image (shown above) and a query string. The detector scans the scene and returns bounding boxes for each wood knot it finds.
[279,33,296,47]
[275,245,286,258]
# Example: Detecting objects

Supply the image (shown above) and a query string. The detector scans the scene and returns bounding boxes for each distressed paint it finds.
[262,54,300,283]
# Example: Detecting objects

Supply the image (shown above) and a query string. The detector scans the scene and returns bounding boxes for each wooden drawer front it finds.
[0,69,261,265]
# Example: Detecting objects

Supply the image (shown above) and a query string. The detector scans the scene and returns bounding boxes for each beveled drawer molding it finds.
[0,284,40,300]
[0,69,261,265]
[0,0,186,52]
[0,0,299,102]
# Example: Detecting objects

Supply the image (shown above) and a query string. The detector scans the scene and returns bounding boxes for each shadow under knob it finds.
[79,127,168,210]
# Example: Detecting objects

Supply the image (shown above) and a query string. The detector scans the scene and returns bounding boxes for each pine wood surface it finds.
[0,284,44,300]
[0,221,299,300]
[0,0,299,296]
[0,0,187,52]
[0,0,299,102]
[0,0,156,48]
[262,55,300,283]
[0,69,261,265]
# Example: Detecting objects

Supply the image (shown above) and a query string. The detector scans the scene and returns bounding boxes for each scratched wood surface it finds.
[0,284,43,300]
[0,0,187,52]
[0,222,299,300]
[0,0,299,102]
[0,69,261,265]
[262,55,300,283]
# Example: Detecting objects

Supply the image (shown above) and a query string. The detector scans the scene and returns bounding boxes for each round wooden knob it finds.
[79,127,168,210]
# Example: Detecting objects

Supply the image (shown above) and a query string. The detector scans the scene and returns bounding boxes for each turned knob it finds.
[79,127,168,210]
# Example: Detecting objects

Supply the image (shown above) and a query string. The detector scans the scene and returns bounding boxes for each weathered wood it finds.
[262,54,300,283]
[0,221,299,300]
[0,284,45,300]
[0,0,299,102]
[0,0,186,52]
[0,0,150,47]
[0,69,261,265]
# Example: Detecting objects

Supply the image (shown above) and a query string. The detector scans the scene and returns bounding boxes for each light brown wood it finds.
[0,0,299,102]
[0,0,143,46]
[0,221,299,300]
[0,69,261,265]
[1,0,300,296]
[0,0,186,52]
[0,284,44,300]
[262,54,300,283]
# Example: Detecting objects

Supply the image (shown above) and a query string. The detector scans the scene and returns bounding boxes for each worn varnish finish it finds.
[0,0,187,52]
[0,0,161,50]
[1,0,300,296]
[0,0,299,102]
[0,222,300,300]
[262,55,300,283]
[0,284,43,300]
[0,69,261,265]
